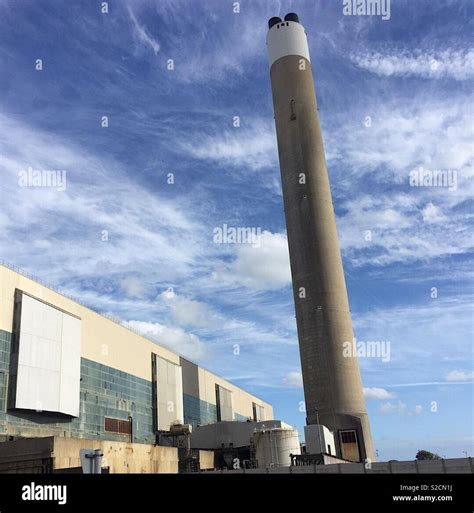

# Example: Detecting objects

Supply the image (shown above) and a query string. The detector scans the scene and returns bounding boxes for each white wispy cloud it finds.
[127,6,160,55]
[352,49,474,80]
[149,1,267,83]
[337,191,472,266]
[181,120,277,172]
[124,319,206,361]
[327,97,473,179]
[0,113,209,284]
[324,93,473,267]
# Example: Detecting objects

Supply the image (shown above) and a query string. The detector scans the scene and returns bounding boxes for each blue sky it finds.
[0,0,473,461]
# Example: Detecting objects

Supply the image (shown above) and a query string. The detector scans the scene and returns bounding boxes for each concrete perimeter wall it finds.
[207,458,473,474]
[53,437,178,473]
[0,436,178,473]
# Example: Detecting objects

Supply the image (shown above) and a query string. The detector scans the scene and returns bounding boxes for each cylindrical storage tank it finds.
[252,428,301,468]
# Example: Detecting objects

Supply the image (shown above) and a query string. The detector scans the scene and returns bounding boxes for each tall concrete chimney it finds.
[266,13,375,462]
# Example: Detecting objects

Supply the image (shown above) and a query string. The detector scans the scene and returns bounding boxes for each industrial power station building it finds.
[0,263,272,471]
[1,12,374,474]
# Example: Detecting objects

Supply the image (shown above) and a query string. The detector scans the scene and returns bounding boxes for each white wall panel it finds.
[15,366,61,413]
[156,356,183,430]
[15,293,81,417]
[217,385,234,421]
[254,403,265,421]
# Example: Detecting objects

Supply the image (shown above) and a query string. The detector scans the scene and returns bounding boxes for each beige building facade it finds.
[0,264,272,452]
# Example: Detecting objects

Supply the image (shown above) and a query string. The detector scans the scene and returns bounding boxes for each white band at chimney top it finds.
[267,21,310,68]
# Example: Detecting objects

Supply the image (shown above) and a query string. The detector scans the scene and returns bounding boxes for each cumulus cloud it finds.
[379,400,406,414]
[124,320,206,361]
[160,289,217,328]
[352,49,474,81]
[121,276,147,298]
[283,371,303,387]
[422,202,446,224]
[379,401,423,416]
[363,387,395,400]
[213,231,291,290]
[446,370,474,382]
